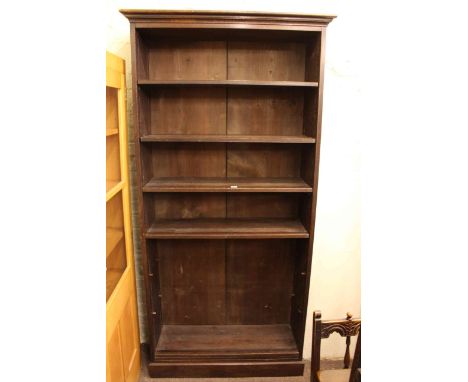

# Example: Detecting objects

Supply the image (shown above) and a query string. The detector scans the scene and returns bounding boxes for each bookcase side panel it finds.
[292,29,327,357]
[130,26,160,355]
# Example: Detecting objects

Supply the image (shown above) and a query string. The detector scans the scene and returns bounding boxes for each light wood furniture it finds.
[311,311,361,382]
[106,51,141,382]
[121,10,335,378]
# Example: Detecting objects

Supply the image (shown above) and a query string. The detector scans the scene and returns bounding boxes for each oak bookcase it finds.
[122,10,335,378]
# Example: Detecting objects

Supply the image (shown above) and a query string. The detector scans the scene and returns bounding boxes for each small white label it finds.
[230,185,238,189]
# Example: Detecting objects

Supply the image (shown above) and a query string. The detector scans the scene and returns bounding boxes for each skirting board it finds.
[148,361,305,378]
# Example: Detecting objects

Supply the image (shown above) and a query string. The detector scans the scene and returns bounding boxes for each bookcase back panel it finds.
[226,239,295,324]
[152,143,226,177]
[227,41,306,81]
[153,194,226,219]
[138,28,318,43]
[148,144,306,180]
[148,40,227,80]
[227,87,304,136]
[149,87,226,135]
[156,239,298,325]
[146,193,303,221]
[226,194,300,218]
[144,86,315,137]
[158,240,226,325]
[138,29,321,82]
[227,144,301,178]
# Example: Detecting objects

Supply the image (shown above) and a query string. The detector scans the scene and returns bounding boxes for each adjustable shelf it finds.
[140,134,315,144]
[138,79,318,87]
[143,177,313,193]
[145,218,309,239]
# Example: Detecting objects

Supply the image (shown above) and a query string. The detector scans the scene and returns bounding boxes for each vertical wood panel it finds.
[146,240,162,348]
[108,329,125,382]
[135,31,149,80]
[227,87,304,136]
[304,34,321,82]
[158,240,226,324]
[228,41,306,81]
[290,239,308,347]
[296,29,327,358]
[153,143,226,178]
[153,193,226,220]
[227,194,299,218]
[119,297,140,380]
[130,26,158,355]
[150,87,226,135]
[227,144,301,178]
[226,240,295,324]
[148,40,227,80]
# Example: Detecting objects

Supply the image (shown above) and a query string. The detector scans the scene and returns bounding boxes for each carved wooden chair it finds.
[311,311,361,382]
[349,330,361,382]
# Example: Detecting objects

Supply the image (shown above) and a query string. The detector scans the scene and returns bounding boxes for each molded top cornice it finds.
[120,9,336,28]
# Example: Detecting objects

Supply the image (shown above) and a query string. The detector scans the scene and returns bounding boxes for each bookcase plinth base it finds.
[148,361,305,378]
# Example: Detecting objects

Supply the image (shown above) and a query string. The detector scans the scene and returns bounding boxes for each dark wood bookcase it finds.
[122,10,335,378]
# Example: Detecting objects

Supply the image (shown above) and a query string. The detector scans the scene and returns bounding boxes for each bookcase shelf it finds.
[145,218,309,239]
[142,177,313,193]
[138,79,319,87]
[106,180,124,202]
[106,129,119,137]
[123,9,334,378]
[140,134,315,144]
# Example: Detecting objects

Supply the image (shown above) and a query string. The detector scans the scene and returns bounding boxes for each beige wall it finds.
[106,0,360,360]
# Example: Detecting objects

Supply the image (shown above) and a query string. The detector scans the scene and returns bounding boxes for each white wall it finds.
[106,0,361,359]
